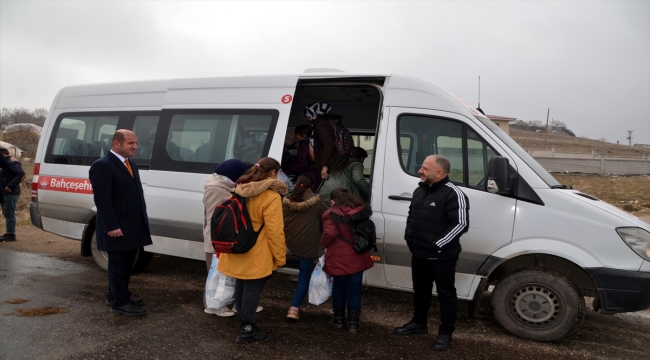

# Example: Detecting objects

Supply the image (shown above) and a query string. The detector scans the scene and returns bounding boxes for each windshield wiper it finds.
[551,184,573,189]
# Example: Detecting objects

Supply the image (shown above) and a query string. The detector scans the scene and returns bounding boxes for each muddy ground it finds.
[1,226,649,360]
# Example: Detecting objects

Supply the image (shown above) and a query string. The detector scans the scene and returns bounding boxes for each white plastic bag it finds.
[308,255,333,306]
[205,255,235,310]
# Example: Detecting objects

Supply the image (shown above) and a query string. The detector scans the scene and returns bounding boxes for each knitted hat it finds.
[304,101,332,120]
[215,159,249,182]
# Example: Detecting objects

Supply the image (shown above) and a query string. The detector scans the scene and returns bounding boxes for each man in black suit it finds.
[89,129,152,316]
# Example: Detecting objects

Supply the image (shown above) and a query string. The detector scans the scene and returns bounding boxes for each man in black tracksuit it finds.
[394,155,469,351]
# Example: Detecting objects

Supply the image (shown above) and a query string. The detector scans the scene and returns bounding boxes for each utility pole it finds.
[543,108,550,149]
[626,130,633,146]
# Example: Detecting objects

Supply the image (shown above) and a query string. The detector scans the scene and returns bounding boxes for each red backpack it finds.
[211,193,263,254]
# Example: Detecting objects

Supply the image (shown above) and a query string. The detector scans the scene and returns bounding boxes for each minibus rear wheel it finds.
[491,269,585,342]
[90,232,153,273]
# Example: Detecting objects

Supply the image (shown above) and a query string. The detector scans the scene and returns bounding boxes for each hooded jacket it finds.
[282,191,329,259]
[203,174,236,253]
[405,176,470,260]
[318,157,369,203]
[320,205,374,276]
[217,178,288,280]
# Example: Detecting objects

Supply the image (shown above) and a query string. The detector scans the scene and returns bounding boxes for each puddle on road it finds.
[0,250,88,276]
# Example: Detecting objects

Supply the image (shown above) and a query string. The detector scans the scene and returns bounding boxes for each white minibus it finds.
[30,71,650,341]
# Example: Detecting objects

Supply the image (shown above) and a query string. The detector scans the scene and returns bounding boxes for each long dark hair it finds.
[288,175,313,202]
[236,157,281,184]
[329,147,368,176]
[330,188,364,208]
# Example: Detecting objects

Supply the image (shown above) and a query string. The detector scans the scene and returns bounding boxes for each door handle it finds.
[388,195,412,201]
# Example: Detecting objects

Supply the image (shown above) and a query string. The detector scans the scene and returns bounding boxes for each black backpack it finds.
[211,193,263,254]
[339,218,378,254]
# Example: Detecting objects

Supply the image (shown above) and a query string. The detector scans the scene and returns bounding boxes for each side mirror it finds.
[487,156,512,195]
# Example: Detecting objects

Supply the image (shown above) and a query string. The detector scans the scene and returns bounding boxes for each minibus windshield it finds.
[476,116,560,187]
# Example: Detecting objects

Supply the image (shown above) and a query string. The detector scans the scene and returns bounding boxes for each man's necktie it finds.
[124,159,134,178]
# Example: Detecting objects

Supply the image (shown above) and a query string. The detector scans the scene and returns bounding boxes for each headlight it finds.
[616,227,650,261]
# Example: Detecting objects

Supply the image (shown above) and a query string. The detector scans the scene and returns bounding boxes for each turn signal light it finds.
[370,255,382,262]
[31,163,40,202]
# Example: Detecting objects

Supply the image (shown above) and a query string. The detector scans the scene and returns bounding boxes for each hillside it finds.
[509,128,650,158]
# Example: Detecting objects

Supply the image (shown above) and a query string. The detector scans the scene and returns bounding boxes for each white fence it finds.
[530,149,650,175]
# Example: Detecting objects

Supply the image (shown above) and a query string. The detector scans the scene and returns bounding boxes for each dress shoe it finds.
[433,334,452,351]
[0,233,16,242]
[105,296,144,307]
[110,303,147,316]
[394,320,428,335]
[236,323,270,343]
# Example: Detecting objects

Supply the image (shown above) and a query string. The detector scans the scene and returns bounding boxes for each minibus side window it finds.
[467,128,497,189]
[436,135,463,183]
[47,114,120,165]
[131,115,160,162]
[150,109,278,174]
[351,134,375,176]
[398,115,464,184]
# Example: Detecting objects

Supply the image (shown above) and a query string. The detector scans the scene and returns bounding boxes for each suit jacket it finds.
[89,152,152,252]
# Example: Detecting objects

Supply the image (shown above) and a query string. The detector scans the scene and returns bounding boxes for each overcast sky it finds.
[1,1,649,144]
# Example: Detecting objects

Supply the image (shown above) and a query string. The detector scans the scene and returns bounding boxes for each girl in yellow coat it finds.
[217,157,287,343]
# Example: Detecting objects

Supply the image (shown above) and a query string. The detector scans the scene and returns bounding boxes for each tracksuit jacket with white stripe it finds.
[405,176,470,261]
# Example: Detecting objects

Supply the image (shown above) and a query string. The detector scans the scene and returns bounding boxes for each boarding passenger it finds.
[217,157,287,343]
[304,102,335,180]
[394,155,469,351]
[318,147,369,203]
[202,159,249,317]
[282,125,320,188]
[282,175,329,320]
[320,188,374,334]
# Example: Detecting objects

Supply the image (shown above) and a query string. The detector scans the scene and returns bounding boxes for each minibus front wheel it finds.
[90,232,153,273]
[491,268,585,342]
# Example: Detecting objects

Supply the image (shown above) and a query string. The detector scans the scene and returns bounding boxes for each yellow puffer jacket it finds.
[217,178,288,280]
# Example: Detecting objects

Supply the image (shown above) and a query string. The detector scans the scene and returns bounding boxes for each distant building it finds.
[486,115,517,135]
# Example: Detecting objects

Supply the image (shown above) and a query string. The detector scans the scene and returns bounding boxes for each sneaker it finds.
[286,307,299,320]
[233,305,263,313]
[236,323,270,343]
[205,307,236,317]
[0,233,16,242]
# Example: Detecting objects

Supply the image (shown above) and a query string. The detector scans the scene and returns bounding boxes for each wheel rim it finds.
[508,284,562,326]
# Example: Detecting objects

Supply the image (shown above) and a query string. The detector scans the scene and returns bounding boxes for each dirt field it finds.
[554,173,650,220]
[510,128,650,159]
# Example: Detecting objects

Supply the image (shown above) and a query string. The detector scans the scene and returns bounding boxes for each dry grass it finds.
[1,131,39,158]
[5,298,30,304]
[14,307,69,317]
